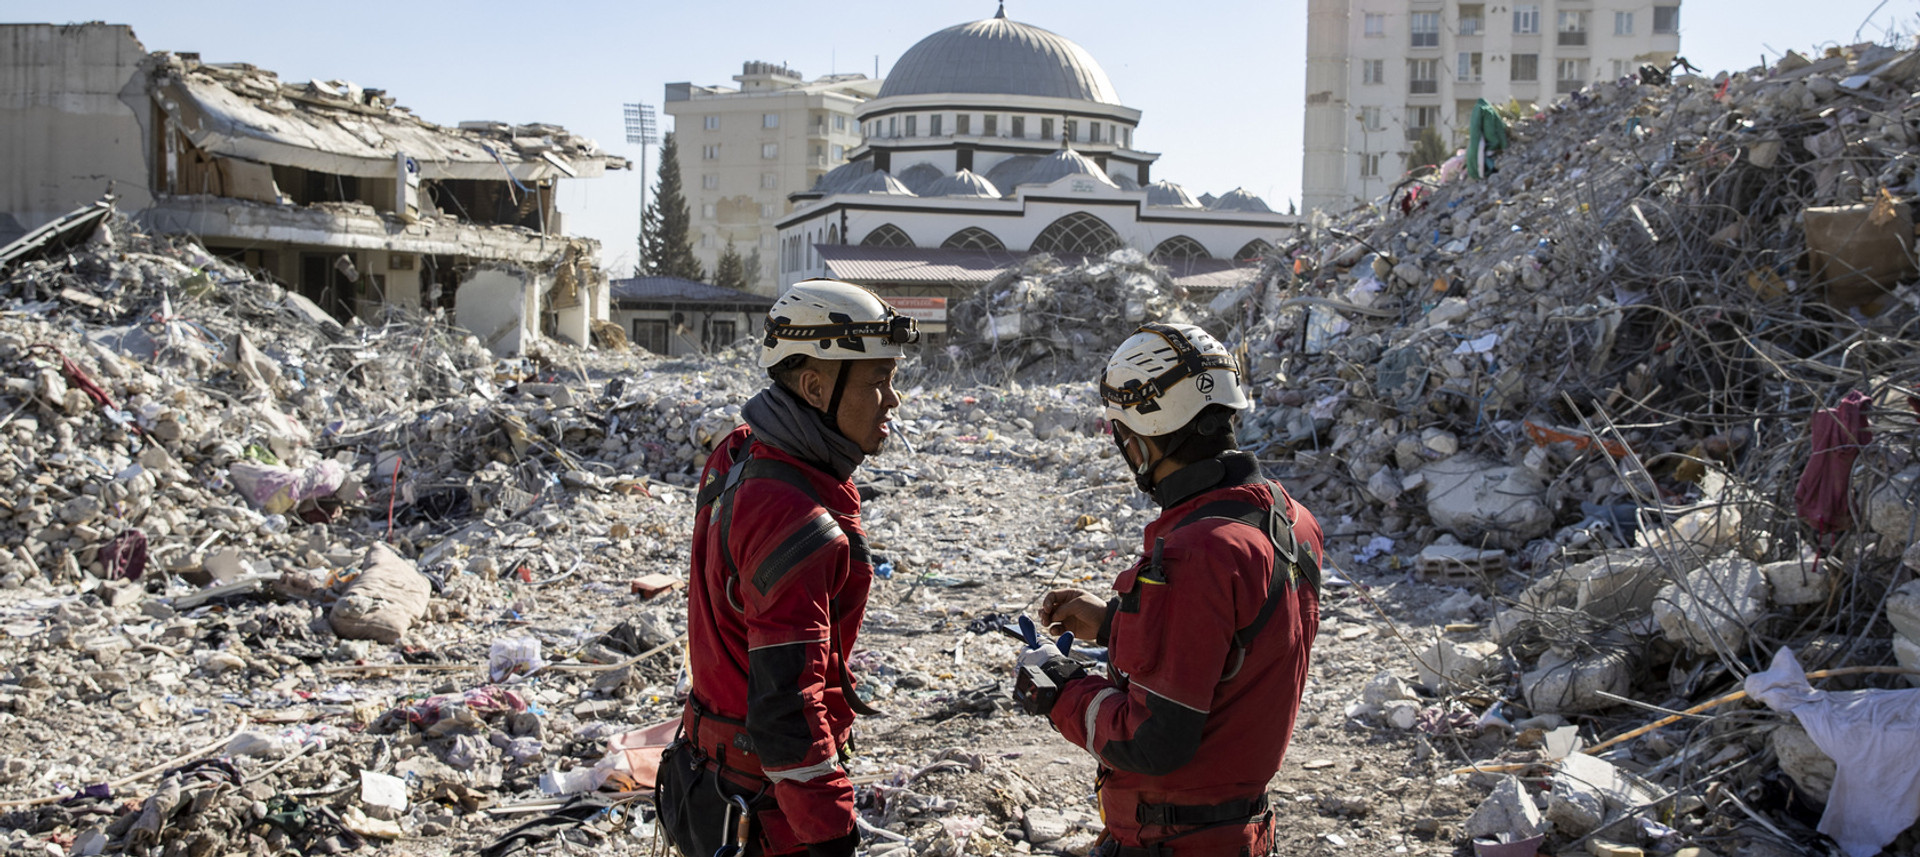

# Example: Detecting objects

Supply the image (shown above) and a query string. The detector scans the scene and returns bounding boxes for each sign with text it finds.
[887,296,947,322]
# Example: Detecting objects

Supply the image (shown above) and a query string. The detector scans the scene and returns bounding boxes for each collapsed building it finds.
[0,22,627,354]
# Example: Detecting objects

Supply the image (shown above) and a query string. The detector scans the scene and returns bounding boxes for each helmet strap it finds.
[823,360,854,437]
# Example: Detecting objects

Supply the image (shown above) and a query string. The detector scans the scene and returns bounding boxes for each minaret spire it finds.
[995,2,1006,19]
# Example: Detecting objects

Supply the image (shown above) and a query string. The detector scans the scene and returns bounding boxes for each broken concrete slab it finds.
[1761,558,1832,607]
[1545,753,1662,838]
[1769,723,1835,804]
[1421,455,1553,550]
[1522,647,1632,715]
[1886,580,1920,642]
[1652,556,1768,655]
[1464,775,1546,841]
[1414,638,1496,691]
[328,543,431,643]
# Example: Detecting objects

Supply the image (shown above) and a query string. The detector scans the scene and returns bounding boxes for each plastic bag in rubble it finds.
[1746,647,1920,857]
[489,636,547,682]
[329,543,431,643]
[228,460,347,514]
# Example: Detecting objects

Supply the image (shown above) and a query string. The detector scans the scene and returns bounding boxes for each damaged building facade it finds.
[0,22,627,354]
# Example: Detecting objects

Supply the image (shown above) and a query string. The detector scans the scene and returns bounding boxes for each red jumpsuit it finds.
[1050,452,1323,854]
[683,424,871,853]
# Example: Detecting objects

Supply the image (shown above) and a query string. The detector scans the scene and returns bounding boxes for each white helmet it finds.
[759,279,918,369]
[1100,323,1249,437]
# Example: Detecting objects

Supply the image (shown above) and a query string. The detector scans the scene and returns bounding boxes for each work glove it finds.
[1010,616,1086,716]
[805,831,859,857]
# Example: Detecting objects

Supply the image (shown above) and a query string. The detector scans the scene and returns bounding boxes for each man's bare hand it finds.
[1038,588,1107,641]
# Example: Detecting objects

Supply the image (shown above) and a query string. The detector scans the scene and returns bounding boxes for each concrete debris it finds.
[1464,775,1546,842]
[1651,557,1768,655]
[1522,647,1633,715]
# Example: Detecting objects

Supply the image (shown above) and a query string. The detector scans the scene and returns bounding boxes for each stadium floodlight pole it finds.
[622,103,659,263]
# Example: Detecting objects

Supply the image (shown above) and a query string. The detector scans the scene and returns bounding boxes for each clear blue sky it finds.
[11,0,1913,272]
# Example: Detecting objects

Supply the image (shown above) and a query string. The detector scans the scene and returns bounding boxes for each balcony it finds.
[1556,79,1585,94]
[1409,80,1438,95]
[1406,126,1433,142]
[1558,31,1587,47]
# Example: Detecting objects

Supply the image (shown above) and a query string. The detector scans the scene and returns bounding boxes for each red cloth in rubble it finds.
[683,424,871,852]
[1795,389,1872,534]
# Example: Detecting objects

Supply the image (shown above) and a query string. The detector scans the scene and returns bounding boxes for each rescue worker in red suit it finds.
[656,280,916,857]
[1024,323,1323,857]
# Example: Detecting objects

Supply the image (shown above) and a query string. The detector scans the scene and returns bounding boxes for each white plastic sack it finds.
[1745,648,1920,857]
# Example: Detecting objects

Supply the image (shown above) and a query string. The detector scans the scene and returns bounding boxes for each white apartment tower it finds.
[1303,0,1680,214]
[665,62,882,294]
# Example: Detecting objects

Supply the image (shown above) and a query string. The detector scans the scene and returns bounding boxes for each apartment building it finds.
[1304,0,1680,213]
[664,62,881,295]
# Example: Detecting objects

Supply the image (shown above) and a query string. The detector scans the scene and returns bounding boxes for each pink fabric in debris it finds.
[1795,389,1872,534]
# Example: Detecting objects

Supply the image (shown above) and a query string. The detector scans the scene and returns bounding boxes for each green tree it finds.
[639,132,705,281]
[1409,126,1452,172]
[743,247,765,292]
[714,242,747,291]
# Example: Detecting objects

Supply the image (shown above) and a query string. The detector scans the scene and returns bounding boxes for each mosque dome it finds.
[1208,187,1271,213]
[1146,180,1201,208]
[925,169,1003,198]
[877,8,1121,104]
[1019,149,1117,188]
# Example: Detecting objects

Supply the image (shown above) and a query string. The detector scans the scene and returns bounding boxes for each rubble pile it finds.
[1225,43,1920,856]
[947,249,1208,382]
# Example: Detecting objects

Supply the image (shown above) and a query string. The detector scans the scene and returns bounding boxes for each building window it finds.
[1410,12,1440,47]
[1030,212,1123,256]
[1409,59,1439,94]
[701,203,716,219]
[830,143,844,160]
[1151,235,1211,261]
[1653,5,1679,33]
[1362,58,1386,84]
[930,114,943,136]
[833,115,846,131]
[1360,106,1383,129]
[633,320,668,355]
[702,233,714,248]
[761,203,776,218]
[1459,4,1484,35]
[1235,240,1274,264]
[1512,53,1539,81]
[860,224,914,248]
[1456,99,1478,127]
[1558,11,1587,46]
[888,116,897,137]
[1010,116,1024,137]
[1360,151,1382,178]
[762,172,778,189]
[702,144,720,159]
[761,143,778,159]
[1612,59,1632,78]
[1089,123,1101,143]
[1123,127,1132,147]
[1406,105,1440,139]
[956,113,971,135]
[1364,12,1385,36]
[1458,52,1482,82]
[941,226,1005,251]
[985,114,1000,136]
[1065,119,1079,141]
[1614,11,1634,35]
[703,174,719,189]
[708,320,737,348]
[1514,4,1539,34]
[704,115,720,130]
[906,115,920,136]
[1041,117,1054,141]
[1557,58,1590,93]
[763,113,779,129]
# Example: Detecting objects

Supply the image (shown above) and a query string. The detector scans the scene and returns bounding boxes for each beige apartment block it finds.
[665,62,881,294]
[1304,0,1680,214]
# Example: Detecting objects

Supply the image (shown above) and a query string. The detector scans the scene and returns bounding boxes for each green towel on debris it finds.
[1467,98,1508,180]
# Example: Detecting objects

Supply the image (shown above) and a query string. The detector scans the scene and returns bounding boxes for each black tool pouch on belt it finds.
[656,738,749,857]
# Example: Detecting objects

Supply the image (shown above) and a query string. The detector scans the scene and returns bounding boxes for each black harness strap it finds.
[1163,484,1321,682]
[1135,795,1269,827]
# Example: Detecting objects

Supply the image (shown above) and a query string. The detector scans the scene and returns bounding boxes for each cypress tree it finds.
[714,242,747,291]
[640,132,705,281]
